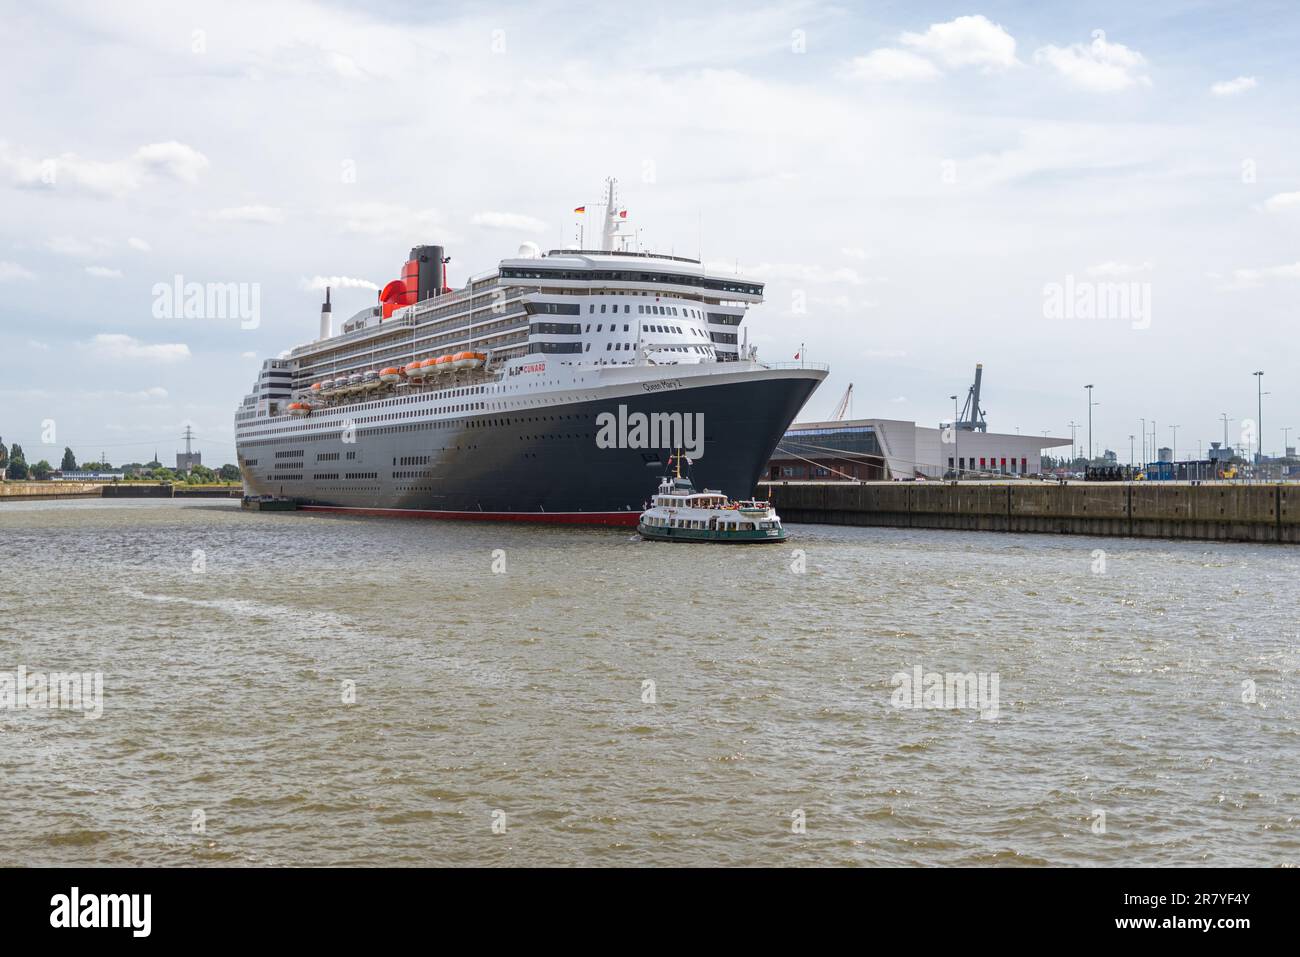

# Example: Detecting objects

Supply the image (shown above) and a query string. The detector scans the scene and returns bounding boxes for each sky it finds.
[0,0,1297,467]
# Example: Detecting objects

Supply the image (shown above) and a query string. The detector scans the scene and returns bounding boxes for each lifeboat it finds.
[468,352,487,369]
[287,402,310,417]
[363,370,381,391]
[434,355,454,374]
[379,366,403,385]
[452,351,475,370]
[405,360,426,381]
[347,373,364,393]
[310,382,324,394]
[420,357,440,376]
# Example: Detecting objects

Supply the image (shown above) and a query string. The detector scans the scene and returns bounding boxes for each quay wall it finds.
[0,481,104,501]
[1,482,240,501]
[758,482,1298,544]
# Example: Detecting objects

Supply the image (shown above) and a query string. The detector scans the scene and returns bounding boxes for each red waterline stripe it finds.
[299,505,640,527]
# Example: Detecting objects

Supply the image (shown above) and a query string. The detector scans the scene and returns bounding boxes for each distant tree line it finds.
[0,436,240,483]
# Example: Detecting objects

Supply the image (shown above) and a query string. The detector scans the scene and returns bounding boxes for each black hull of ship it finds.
[241,373,820,525]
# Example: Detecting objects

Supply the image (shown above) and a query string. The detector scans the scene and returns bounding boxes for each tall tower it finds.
[319,286,332,341]
[176,425,201,473]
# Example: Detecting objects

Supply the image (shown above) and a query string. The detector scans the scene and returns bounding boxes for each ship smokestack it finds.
[408,245,446,301]
[319,286,332,341]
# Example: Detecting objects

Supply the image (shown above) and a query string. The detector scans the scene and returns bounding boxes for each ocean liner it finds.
[234,181,827,524]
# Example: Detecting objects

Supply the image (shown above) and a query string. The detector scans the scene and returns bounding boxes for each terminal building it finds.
[765,418,1072,481]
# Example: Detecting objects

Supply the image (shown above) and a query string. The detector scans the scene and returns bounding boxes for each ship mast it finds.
[600,177,620,251]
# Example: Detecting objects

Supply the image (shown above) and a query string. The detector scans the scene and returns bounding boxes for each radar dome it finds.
[516,241,542,259]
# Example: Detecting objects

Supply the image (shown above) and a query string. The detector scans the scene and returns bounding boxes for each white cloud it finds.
[847,48,940,82]
[1263,191,1300,212]
[0,261,36,281]
[131,142,209,184]
[85,265,123,278]
[1211,76,1257,96]
[299,275,378,292]
[118,386,168,400]
[209,205,285,225]
[27,339,50,351]
[1086,261,1153,276]
[240,351,257,359]
[44,235,113,258]
[127,237,152,251]
[0,141,209,196]
[840,247,872,260]
[900,15,1018,71]
[84,334,191,362]
[706,261,881,285]
[471,211,548,233]
[865,349,908,359]
[1220,262,1300,289]
[333,202,449,238]
[1034,30,1151,92]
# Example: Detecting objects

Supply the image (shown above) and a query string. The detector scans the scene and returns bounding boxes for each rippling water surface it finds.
[1,498,1297,866]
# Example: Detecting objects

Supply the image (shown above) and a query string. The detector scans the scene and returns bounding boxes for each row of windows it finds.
[275,449,305,458]
[523,302,581,316]
[312,473,340,480]
[644,516,759,531]
[530,342,583,354]
[498,266,762,296]
[268,473,302,481]
[398,455,431,466]
[949,457,1029,473]
[345,472,379,480]
[317,451,340,461]
[530,322,583,335]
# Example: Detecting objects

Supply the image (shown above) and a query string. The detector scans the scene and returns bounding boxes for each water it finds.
[1,498,1296,866]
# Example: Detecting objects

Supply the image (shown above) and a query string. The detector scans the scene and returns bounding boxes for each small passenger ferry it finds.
[638,459,786,543]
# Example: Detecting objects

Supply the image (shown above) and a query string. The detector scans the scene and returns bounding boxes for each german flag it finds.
[573,206,586,214]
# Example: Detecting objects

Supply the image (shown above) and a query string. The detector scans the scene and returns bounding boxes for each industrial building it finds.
[767,418,1071,480]
[765,365,1072,481]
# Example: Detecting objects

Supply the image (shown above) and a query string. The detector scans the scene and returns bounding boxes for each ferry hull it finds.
[637,523,787,543]
[239,370,822,521]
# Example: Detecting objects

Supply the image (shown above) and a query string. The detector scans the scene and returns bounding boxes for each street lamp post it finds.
[1254,371,1264,464]
[1170,424,1179,464]
[1140,417,1146,465]
[1129,434,1135,468]
[1085,384,1095,462]
[950,394,959,479]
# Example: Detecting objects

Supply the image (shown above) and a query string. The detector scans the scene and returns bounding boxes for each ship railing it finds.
[756,360,830,372]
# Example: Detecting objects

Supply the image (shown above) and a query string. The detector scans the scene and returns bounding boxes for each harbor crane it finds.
[956,363,988,432]
[830,383,854,421]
